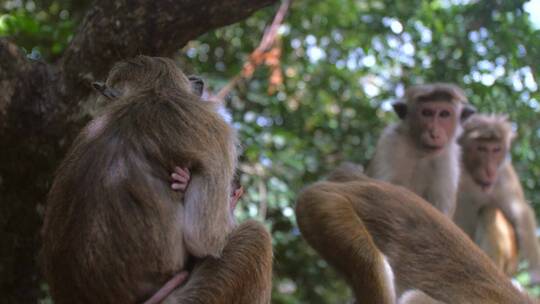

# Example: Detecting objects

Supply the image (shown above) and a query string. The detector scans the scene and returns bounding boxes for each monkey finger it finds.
[171,182,187,191]
[184,167,190,177]
[171,173,188,183]
[174,166,191,179]
[230,186,244,210]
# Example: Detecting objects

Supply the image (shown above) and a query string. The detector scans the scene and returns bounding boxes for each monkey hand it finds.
[171,166,191,192]
[230,186,244,210]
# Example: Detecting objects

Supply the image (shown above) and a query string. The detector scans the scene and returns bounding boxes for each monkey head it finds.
[459,114,515,192]
[93,57,205,99]
[392,83,475,154]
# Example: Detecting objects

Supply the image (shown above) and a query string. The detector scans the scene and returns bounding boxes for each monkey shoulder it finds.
[492,162,526,206]
[368,124,414,179]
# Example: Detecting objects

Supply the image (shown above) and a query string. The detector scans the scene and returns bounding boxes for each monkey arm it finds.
[474,206,518,276]
[296,181,395,304]
[164,220,273,304]
[365,125,411,185]
[182,168,236,258]
[494,164,540,276]
[497,199,540,270]
[421,145,460,217]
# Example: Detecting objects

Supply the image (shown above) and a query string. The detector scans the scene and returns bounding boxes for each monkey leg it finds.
[296,182,395,304]
[164,220,273,304]
[296,176,529,304]
[398,290,443,304]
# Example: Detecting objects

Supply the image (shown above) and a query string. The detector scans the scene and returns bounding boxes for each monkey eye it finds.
[439,110,451,118]
[493,147,502,153]
[421,109,434,117]
[477,146,488,152]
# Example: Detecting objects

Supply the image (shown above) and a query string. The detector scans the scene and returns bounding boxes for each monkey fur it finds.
[41,56,272,304]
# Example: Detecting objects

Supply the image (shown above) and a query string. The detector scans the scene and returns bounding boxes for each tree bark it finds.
[0,0,276,303]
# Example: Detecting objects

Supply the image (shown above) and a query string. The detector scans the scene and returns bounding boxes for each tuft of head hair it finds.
[105,55,194,99]
[404,83,468,105]
[460,114,515,146]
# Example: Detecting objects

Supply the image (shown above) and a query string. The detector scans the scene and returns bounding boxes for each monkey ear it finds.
[188,76,205,97]
[92,82,121,100]
[460,104,476,122]
[392,101,407,119]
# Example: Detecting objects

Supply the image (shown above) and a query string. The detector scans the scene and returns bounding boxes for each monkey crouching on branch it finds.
[367,83,475,217]
[40,56,272,304]
[454,114,540,280]
[296,163,535,303]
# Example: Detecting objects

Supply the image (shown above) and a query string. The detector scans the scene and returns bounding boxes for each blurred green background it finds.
[2,0,540,302]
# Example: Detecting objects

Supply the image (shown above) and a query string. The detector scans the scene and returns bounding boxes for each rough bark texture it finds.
[0,0,276,303]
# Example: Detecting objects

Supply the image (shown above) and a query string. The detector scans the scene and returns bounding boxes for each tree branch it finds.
[0,39,31,122]
[60,0,278,101]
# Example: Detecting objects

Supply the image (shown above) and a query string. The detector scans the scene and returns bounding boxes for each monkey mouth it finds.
[476,180,494,192]
[422,144,444,153]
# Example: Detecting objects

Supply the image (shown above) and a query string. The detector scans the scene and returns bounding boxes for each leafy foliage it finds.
[3,0,540,302]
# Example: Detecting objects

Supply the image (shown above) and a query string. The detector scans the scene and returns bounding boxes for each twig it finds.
[210,0,292,102]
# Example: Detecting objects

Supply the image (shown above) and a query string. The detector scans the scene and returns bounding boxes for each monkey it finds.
[454,114,540,281]
[40,56,272,304]
[366,83,475,217]
[296,163,536,303]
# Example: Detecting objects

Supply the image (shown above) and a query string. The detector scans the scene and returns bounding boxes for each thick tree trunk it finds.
[0,1,276,303]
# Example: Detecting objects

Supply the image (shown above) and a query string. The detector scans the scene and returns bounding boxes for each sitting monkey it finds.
[367,83,475,217]
[41,56,272,304]
[454,114,540,282]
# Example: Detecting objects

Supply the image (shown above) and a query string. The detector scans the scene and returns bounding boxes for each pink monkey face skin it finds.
[413,101,458,153]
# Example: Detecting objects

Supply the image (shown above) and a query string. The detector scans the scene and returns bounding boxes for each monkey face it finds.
[463,139,506,192]
[411,101,458,153]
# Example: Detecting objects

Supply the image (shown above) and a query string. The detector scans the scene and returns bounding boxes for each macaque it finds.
[454,114,540,280]
[367,83,475,217]
[41,56,272,304]
[296,163,535,303]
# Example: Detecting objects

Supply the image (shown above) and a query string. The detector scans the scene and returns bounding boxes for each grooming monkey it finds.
[454,114,540,280]
[41,56,272,304]
[296,163,536,303]
[367,83,475,217]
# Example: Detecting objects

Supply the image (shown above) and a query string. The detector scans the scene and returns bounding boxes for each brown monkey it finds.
[454,114,540,280]
[296,163,535,303]
[367,83,475,217]
[41,56,272,304]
